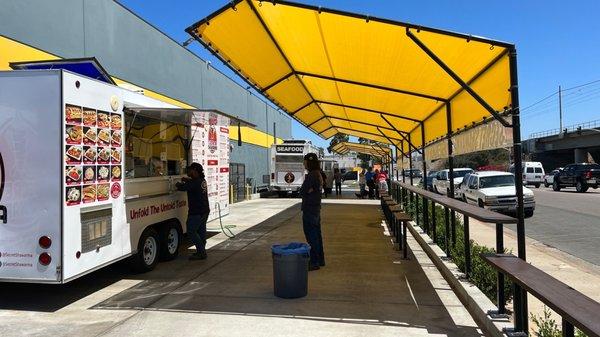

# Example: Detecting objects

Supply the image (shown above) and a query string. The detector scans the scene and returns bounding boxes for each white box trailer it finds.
[269,140,319,196]
[0,69,241,283]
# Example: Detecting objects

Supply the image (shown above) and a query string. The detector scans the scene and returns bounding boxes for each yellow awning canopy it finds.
[186,0,515,154]
[331,141,391,159]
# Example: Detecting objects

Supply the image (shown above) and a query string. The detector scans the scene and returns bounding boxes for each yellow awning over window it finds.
[186,0,514,154]
[331,141,391,159]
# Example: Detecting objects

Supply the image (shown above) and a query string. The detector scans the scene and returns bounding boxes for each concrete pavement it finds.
[0,196,481,337]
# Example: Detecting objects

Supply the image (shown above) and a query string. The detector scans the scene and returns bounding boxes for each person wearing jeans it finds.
[300,153,325,270]
[176,162,210,260]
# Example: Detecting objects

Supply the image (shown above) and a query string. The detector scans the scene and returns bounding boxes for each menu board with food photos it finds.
[190,111,230,222]
[64,104,123,206]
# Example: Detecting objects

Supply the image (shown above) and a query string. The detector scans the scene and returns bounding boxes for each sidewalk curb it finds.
[406,221,512,337]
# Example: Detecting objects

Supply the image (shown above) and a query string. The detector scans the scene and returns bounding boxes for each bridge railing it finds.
[529,119,600,139]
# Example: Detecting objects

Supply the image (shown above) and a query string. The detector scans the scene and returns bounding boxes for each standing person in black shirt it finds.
[176,162,210,260]
[300,153,325,271]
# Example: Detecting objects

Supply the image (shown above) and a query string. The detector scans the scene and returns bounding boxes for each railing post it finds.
[464,215,471,278]
[431,201,437,242]
[416,195,420,227]
[451,210,456,248]
[562,320,574,337]
[423,196,429,234]
[496,222,506,315]
[444,206,450,257]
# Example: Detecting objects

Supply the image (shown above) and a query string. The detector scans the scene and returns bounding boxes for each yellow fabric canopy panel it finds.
[331,141,391,159]
[186,0,515,154]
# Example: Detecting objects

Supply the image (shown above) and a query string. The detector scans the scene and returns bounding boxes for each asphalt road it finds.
[505,185,600,266]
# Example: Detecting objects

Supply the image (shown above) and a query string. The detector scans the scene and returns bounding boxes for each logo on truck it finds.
[0,152,6,224]
[284,172,295,184]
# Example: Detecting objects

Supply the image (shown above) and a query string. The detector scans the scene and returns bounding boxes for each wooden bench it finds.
[482,254,600,337]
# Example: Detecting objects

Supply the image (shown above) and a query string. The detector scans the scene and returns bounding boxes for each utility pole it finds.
[559,85,563,132]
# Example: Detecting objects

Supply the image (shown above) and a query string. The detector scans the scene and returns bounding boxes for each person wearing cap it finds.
[176,162,210,260]
[300,152,325,271]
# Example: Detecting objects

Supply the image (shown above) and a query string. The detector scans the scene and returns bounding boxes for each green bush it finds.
[403,195,512,305]
[530,306,588,337]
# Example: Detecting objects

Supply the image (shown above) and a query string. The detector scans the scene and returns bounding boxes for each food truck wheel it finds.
[160,222,182,261]
[132,228,160,272]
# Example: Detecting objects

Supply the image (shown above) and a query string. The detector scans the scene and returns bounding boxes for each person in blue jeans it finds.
[300,153,325,271]
[176,162,210,260]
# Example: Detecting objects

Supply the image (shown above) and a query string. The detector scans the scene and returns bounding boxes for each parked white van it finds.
[510,162,545,188]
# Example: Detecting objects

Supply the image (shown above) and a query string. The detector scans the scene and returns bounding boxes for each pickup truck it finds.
[552,163,600,193]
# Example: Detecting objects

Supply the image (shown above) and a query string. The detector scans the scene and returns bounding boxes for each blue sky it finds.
[119,0,600,150]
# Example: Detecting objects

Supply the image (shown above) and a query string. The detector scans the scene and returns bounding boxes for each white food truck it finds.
[269,140,320,197]
[0,65,250,283]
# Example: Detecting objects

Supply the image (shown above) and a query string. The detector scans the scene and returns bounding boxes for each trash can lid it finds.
[272,242,310,255]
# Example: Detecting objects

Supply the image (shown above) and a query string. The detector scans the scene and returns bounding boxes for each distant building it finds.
[323,154,360,170]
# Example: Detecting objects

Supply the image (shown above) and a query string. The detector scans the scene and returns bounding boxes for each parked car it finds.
[403,169,422,178]
[552,163,600,192]
[543,168,562,187]
[424,170,438,191]
[342,170,358,182]
[432,168,473,197]
[462,171,535,217]
[456,172,473,200]
[510,162,544,188]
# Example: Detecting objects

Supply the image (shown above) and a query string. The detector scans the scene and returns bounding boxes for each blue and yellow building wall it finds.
[0,0,290,187]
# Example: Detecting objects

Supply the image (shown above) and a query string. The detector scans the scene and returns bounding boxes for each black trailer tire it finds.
[534,183,540,188]
[132,228,160,273]
[478,199,484,208]
[159,222,182,261]
[544,180,549,188]
[576,180,588,193]
[553,180,561,191]
[524,209,534,218]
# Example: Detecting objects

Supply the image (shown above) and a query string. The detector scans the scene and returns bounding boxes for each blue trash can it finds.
[272,242,310,298]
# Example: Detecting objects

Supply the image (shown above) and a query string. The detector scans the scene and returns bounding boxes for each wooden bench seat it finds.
[482,254,600,337]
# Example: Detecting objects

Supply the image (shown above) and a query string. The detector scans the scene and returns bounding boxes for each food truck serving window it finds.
[125,112,189,178]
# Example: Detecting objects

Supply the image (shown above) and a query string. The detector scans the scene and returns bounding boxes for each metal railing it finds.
[529,119,600,139]
[389,180,520,328]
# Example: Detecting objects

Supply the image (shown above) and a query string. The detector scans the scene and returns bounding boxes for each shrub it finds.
[403,195,512,304]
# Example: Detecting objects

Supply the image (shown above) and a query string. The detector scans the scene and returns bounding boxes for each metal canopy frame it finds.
[186,3,527,332]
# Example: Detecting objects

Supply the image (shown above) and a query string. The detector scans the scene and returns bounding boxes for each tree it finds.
[327,134,349,153]
[317,147,325,157]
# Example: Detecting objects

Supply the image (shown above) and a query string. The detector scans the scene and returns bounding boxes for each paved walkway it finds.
[0,198,481,337]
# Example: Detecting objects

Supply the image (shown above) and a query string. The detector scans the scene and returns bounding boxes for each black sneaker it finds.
[319,261,325,267]
[189,252,207,260]
[308,265,320,271]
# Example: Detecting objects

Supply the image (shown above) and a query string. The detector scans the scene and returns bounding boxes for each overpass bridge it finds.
[524,119,600,169]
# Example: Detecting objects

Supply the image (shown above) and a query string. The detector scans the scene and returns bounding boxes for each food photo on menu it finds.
[65,125,83,145]
[83,166,96,183]
[65,166,82,185]
[65,145,82,164]
[111,182,121,199]
[83,146,97,164]
[111,130,122,146]
[83,127,97,145]
[111,148,121,164]
[97,165,111,182]
[97,147,110,164]
[111,113,122,129]
[111,165,122,181]
[66,186,81,206]
[83,108,97,127]
[82,185,97,203]
[97,129,111,146]
[65,105,82,125]
[97,183,110,201]
[97,111,110,128]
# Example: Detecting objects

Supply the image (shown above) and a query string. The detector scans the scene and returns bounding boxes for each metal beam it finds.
[327,116,406,134]
[377,127,402,148]
[333,127,404,143]
[297,71,446,102]
[291,101,315,115]
[316,100,422,123]
[380,114,422,154]
[406,28,511,127]
[263,71,294,91]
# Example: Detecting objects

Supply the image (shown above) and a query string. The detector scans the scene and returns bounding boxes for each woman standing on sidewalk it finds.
[334,168,342,196]
[300,153,325,271]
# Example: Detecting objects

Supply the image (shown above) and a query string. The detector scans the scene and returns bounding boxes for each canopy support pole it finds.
[446,103,457,249]
[408,134,414,187]
[509,46,528,334]
[421,122,429,233]
[381,114,422,154]
[401,141,406,183]
[406,28,511,127]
